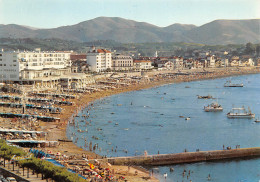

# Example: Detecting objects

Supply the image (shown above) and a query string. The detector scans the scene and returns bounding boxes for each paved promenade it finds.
[0,159,47,182]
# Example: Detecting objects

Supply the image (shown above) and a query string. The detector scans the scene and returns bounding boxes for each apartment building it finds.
[0,52,19,81]
[0,49,72,81]
[133,59,153,71]
[87,47,112,72]
[112,54,133,71]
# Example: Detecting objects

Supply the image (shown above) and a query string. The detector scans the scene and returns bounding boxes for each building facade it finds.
[169,56,183,69]
[87,48,112,72]
[112,54,133,71]
[133,60,153,71]
[0,52,19,81]
[206,55,216,68]
[0,49,72,81]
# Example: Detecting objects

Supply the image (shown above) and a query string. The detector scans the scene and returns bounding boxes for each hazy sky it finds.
[0,0,259,28]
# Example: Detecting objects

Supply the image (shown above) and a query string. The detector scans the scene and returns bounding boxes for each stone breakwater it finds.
[107,147,260,166]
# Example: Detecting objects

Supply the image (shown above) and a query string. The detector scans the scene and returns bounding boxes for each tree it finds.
[244,42,256,55]
[256,45,260,56]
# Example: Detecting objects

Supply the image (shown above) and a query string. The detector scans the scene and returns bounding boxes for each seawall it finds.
[107,147,260,166]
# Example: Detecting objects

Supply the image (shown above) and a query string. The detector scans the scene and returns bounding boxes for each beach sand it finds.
[1,67,259,181]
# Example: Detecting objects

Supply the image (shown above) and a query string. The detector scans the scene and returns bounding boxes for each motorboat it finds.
[197,95,213,99]
[227,106,255,119]
[255,118,260,123]
[224,81,243,87]
[204,102,223,112]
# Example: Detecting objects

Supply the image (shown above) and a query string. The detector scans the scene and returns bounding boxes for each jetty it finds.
[107,147,260,166]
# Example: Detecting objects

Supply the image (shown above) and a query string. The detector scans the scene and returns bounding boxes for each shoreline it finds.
[44,67,260,181]
[2,67,260,181]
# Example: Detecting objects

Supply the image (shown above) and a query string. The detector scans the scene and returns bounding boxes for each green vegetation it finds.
[19,158,86,182]
[0,140,85,182]
[1,38,259,57]
[0,139,26,160]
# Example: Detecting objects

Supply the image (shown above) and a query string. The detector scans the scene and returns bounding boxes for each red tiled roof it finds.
[97,49,111,53]
[70,54,87,60]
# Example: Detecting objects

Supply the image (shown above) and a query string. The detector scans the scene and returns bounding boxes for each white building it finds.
[133,60,153,71]
[112,54,133,71]
[87,47,112,72]
[0,52,19,81]
[0,49,72,81]
[158,61,174,70]
[240,58,254,67]
[206,55,216,68]
[169,56,183,69]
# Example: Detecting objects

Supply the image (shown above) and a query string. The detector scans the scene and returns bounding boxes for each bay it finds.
[67,74,260,181]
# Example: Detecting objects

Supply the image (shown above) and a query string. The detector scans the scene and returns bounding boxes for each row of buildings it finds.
[77,47,257,72]
[0,47,259,84]
[153,55,256,70]
[84,47,153,72]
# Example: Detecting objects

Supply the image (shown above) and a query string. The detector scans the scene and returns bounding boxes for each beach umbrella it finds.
[95,174,102,179]
[88,163,95,169]
[56,152,61,156]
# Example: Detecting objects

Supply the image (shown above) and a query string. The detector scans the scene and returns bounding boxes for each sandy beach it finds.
[1,67,260,181]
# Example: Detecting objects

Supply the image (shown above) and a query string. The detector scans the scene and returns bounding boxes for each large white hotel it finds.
[0,49,95,89]
[0,48,72,81]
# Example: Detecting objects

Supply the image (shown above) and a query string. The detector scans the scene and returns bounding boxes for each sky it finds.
[0,0,259,28]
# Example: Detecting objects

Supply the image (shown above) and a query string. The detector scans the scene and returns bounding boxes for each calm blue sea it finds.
[67,74,260,182]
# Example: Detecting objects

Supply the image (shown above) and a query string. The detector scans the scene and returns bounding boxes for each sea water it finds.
[67,74,260,182]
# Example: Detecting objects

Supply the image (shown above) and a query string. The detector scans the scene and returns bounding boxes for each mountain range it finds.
[0,17,259,45]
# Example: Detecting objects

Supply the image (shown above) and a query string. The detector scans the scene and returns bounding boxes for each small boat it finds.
[255,118,260,123]
[185,117,190,120]
[197,95,213,99]
[179,116,185,118]
[224,81,243,87]
[58,139,72,142]
[227,106,255,119]
[204,102,223,112]
[185,86,190,88]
